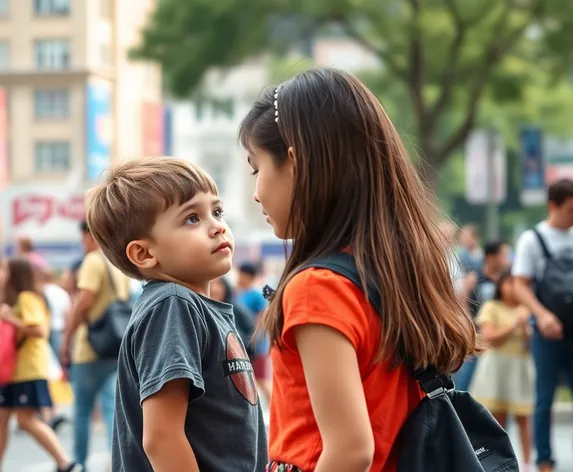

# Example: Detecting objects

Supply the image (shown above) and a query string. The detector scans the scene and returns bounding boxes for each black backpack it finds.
[296,252,518,472]
[532,228,573,339]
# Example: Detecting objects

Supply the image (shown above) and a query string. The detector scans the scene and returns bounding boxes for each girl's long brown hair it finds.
[239,68,482,374]
[4,257,39,306]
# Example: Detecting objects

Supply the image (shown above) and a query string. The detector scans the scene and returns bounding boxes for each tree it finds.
[131,0,573,185]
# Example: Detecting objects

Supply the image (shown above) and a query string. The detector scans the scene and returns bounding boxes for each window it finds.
[35,141,70,173]
[34,0,69,16]
[34,39,69,69]
[35,89,69,118]
[0,42,7,70]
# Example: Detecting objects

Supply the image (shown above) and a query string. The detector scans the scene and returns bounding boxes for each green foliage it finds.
[132,0,573,183]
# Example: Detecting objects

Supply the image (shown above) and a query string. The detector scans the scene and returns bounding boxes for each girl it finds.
[240,68,480,472]
[0,257,81,472]
[471,271,534,468]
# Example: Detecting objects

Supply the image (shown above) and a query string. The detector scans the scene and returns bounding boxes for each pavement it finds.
[3,409,572,471]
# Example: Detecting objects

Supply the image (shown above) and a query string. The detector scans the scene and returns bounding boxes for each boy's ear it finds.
[126,240,157,270]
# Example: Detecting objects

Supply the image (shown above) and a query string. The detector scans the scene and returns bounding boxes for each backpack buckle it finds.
[423,374,455,399]
[426,385,454,399]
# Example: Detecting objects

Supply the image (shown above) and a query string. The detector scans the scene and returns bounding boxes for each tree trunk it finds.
[416,152,443,191]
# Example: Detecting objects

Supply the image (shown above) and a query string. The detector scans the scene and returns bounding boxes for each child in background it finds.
[0,257,81,472]
[471,270,534,469]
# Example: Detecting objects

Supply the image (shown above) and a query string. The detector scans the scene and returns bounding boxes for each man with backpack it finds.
[513,178,573,472]
[60,221,131,471]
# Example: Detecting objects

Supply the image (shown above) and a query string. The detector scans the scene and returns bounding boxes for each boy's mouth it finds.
[213,241,232,254]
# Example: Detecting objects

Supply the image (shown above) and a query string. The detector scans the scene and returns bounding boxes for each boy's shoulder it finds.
[131,280,203,320]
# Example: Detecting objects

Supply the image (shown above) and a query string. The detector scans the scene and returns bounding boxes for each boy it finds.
[85,157,267,472]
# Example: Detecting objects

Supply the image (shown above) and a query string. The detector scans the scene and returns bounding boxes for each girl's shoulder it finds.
[285,267,360,297]
[16,291,47,311]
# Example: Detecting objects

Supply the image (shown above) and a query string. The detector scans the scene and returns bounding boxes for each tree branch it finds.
[341,20,407,81]
[426,0,467,127]
[436,3,537,159]
[406,0,428,131]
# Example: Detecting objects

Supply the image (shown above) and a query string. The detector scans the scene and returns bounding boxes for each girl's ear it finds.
[287,146,297,176]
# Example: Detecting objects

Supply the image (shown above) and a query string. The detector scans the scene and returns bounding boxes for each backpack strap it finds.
[295,252,454,399]
[532,228,552,260]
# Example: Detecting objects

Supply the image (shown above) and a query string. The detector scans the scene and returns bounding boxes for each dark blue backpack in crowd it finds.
[533,228,573,339]
[296,252,519,472]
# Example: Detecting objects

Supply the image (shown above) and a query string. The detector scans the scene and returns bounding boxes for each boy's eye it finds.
[185,215,200,225]
[251,169,259,176]
[213,208,224,219]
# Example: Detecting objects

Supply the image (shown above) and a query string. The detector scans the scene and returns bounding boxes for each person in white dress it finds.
[471,270,534,469]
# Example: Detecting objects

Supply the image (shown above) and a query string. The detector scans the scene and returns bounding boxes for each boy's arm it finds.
[143,378,199,472]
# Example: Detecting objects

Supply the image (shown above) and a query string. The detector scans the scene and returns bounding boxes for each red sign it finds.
[142,102,164,156]
[12,194,85,226]
[0,88,7,188]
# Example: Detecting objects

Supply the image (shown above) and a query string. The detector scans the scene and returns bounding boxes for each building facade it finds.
[0,0,162,265]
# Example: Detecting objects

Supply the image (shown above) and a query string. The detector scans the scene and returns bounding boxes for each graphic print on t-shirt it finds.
[222,332,258,405]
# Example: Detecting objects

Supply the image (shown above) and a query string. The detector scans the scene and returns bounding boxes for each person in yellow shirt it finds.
[61,221,131,470]
[470,270,534,470]
[0,257,82,472]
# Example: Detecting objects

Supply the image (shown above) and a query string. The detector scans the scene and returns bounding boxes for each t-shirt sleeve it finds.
[131,295,208,405]
[17,292,45,326]
[77,252,106,294]
[282,269,369,350]
[512,230,538,279]
[476,301,497,327]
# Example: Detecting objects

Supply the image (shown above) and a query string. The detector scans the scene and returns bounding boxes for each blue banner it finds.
[519,127,545,206]
[86,82,112,181]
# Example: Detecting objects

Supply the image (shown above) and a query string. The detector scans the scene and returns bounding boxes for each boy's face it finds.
[143,192,234,289]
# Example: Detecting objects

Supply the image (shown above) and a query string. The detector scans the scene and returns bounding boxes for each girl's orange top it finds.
[269,268,424,471]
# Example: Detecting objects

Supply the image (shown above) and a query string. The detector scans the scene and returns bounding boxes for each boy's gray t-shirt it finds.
[112,280,267,472]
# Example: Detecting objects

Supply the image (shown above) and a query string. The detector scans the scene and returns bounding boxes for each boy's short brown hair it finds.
[85,156,217,279]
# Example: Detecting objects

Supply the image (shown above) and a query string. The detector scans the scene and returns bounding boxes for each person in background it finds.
[61,221,131,471]
[457,225,483,274]
[0,257,81,472]
[15,236,50,273]
[236,262,272,402]
[453,240,511,391]
[513,178,573,472]
[210,277,256,357]
[37,269,72,431]
[471,271,533,470]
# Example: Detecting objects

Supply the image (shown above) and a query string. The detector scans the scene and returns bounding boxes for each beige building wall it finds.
[0,0,161,185]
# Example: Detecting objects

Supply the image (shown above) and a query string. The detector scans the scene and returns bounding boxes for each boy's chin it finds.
[213,259,233,278]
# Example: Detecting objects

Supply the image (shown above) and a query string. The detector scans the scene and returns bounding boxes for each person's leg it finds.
[0,409,12,461]
[530,330,560,469]
[97,361,117,449]
[562,339,573,399]
[452,356,478,391]
[491,411,507,430]
[71,363,99,469]
[15,408,72,469]
[515,415,532,466]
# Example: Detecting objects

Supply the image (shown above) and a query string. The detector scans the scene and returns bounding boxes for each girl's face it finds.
[249,146,295,240]
[210,277,226,302]
[499,277,515,304]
